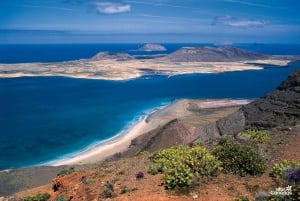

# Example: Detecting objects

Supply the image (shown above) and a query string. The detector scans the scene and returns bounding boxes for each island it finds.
[0,46,293,80]
[137,43,167,51]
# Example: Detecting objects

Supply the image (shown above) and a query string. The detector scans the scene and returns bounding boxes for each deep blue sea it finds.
[0,44,299,170]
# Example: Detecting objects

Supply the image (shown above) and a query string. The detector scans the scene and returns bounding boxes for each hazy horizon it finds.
[1,0,299,44]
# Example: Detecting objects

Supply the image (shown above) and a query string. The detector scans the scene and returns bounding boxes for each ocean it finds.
[0,43,299,170]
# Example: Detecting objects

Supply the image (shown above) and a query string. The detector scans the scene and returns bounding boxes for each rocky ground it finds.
[7,125,300,201]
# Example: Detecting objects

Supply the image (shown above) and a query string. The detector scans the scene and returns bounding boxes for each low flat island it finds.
[0,46,292,80]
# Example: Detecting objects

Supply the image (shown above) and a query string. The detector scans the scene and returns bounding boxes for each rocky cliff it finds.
[115,69,300,158]
[242,69,300,129]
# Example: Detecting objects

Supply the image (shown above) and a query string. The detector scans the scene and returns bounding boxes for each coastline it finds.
[47,115,149,166]
[46,98,251,167]
[0,59,291,81]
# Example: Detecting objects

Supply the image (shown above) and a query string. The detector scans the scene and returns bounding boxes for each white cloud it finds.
[95,2,131,14]
[213,16,267,27]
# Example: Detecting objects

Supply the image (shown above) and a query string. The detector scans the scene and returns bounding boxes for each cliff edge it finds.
[242,69,300,129]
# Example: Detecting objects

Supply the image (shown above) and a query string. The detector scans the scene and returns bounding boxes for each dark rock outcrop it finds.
[119,119,197,157]
[216,110,245,135]
[90,52,134,61]
[165,46,268,62]
[242,69,300,129]
[115,69,300,158]
[115,109,245,159]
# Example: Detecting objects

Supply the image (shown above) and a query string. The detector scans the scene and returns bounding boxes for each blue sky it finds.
[0,0,299,43]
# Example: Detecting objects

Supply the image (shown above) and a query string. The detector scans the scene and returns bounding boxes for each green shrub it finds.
[212,137,266,176]
[271,160,300,179]
[23,192,51,201]
[234,196,250,201]
[57,167,75,176]
[238,129,270,144]
[139,150,150,156]
[149,145,221,189]
[120,185,128,194]
[55,195,66,201]
[101,179,116,198]
[164,162,193,189]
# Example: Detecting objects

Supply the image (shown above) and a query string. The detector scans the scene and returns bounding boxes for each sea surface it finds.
[0,44,299,170]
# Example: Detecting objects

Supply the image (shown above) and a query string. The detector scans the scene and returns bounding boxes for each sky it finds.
[0,0,299,44]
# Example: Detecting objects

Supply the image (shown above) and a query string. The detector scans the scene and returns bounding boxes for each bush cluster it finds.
[271,160,300,179]
[237,129,270,144]
[23,192,51,201]
[212,137,266,176]
[57,167,75,176]
[271,160,300,186]
[149,145,222,189]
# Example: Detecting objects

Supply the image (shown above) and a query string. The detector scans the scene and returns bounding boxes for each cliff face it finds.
[242,69,300,129]
[119,119,196,157]
[117,69,300,158]
[165,46,268,62]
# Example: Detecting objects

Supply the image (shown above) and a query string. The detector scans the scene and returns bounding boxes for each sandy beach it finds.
[47,99,251,166]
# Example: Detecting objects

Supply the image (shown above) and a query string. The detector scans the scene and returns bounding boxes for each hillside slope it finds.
[165,46,268,62]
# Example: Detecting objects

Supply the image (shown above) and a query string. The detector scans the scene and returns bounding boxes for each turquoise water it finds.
[0,43,299,170]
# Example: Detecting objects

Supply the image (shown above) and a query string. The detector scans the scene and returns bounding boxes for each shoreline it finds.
[0,59,292,81]
[45,102,171,166]
[46,116,149,166]
[45,98,252,167]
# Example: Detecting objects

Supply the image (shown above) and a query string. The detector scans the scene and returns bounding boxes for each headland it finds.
[47,99,251,166]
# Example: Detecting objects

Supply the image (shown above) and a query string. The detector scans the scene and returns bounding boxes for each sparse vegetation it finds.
[212,137,266,176]
[101,179,117,198]
[120,185,128,194]
[234,196,250,201]
[149,145,222,189]
[139,150,150,156]
[57,167,75,176]
[55,195,66,201]
[238,129,271,144]
[23,192,51,201]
